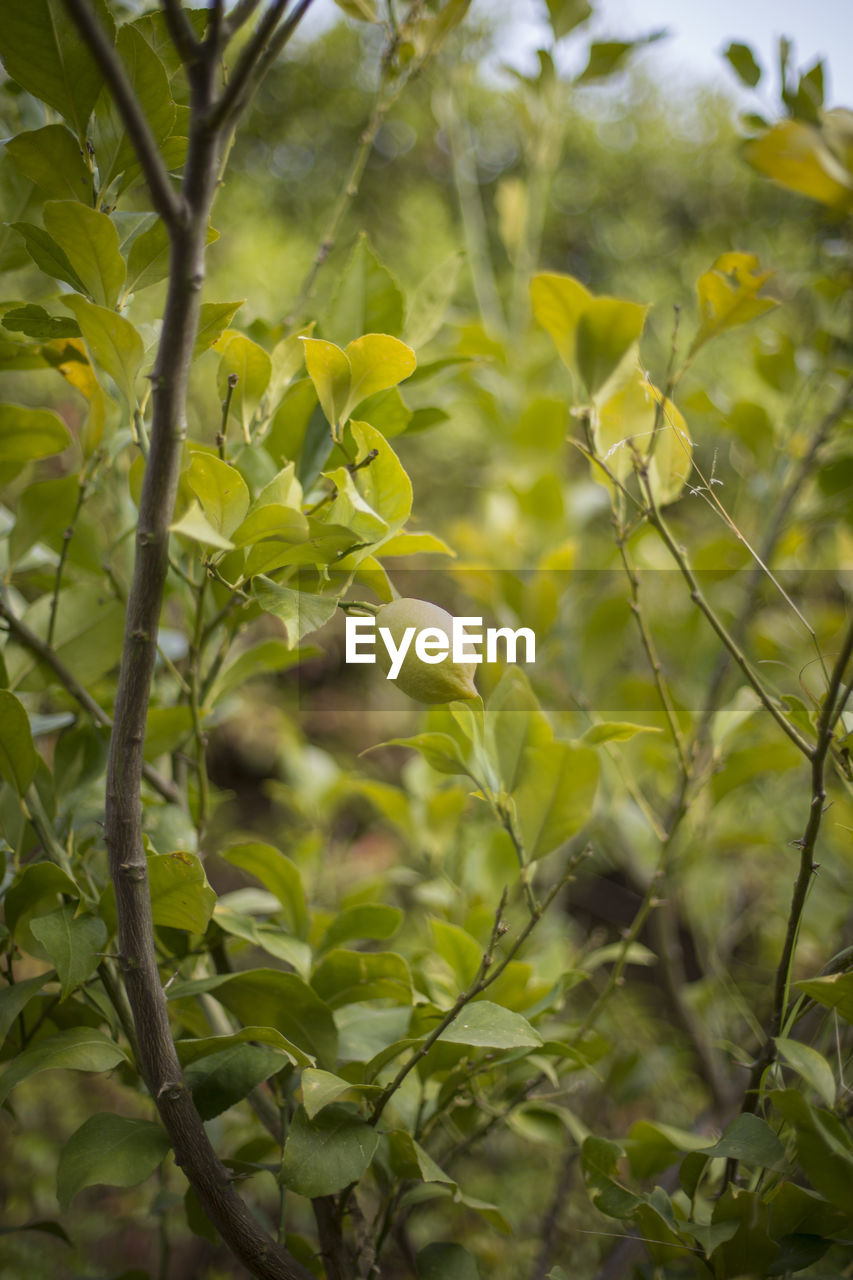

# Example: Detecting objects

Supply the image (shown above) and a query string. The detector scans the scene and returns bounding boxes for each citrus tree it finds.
[1,3,852,1279]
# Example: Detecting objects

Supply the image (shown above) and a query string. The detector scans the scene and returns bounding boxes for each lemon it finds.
[375,598,479,704]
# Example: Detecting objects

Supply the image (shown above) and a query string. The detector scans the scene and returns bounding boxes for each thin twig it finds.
[47,480,87,648]
[641,473,813,757]
[739,613,853,1123]
[371,852,588,1126]
[188,573,211,833]
[616,528,690,777]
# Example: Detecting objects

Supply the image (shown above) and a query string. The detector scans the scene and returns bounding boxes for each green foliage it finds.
[1,2,852,1278]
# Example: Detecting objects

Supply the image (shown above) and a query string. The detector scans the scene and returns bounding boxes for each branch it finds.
[206,0,290,132]
[689,374,853,747]
[63,0,186,231]
[0,596,180,806]
[224,0,264,38]
[371,851,588,1127]
[79,15,313,1273]
[739,612,853,1122]
[616,529,690,777]
[641,474,813,757]
[159,0,202,66]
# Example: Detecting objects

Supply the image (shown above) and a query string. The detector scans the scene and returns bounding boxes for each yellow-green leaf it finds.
[302,336,351,430]
[691,252,778,355]
[43,201,126,308]
[170,500,236,551]
[530,272,592,370]
[186,451,250,538]
[743,120,853,210]
[343,334,416,421]
[576,297,648,398]
[62,295,144,410]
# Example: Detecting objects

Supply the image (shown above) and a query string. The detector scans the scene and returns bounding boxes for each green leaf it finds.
[0,404,69,465]
[148,852,216,933]
[345,419,413,535]
[5,125,92,201]
[43,200,126,308]
[545,0,592,40]
[724,41,762,87]
[389,1130,454,1185]
[318,904,403,953]
[170,501,236,551]
[343,334,416,420]
[576,34,664,84]
[775,1037,836,1109]
[417,1243,480,1280]
[2,304,80,342]
[405,251,464,349]
[530,272,592,372]
[700,1113,785,1167]
[581,721,663,745]
[253,578,338,647]
[176,1026,313,1070]
[222,842,308,936]
[796,972,853,1024]
[29,907,106,1001]
[354,386,413,439]
[333,0,378,21]
[378,733,471,776]
[322,466,388,542]
[379,530,455,557]
[57,1114,170,1211]
[186,452,250,538]
[0,1028,127,1107]
[514,741,599,858]
[230,502,309,550]
[302,337,351,430]
[0,0,115,139]
[625,1119,709,1178]
[207,639,315,703]
[487,667,553,792]
[0,691,38,793]
[11,222,87,294]
[325,233,404,346]
[581,1136,640,1218]
[217,332,272,437]
[301,1068,364,1119]
[4,863,78,938]
[576,297,648,398]
[0,974,49,1046]
[743,120,853,209]
[439,1001,542,1050]
[184,1044,289,1120]
[266,326,313,411]
[431,920,483,986]
[126,221,217,296]
[193,300,245,360]
[691,252,778,355]
[143,706,193,760]
[172,969,337,1066]
[311,949,413,1009]
[93,25,175,196]
[4,584,124,691]
[281,1104,379,1197]
[62,295,144,410]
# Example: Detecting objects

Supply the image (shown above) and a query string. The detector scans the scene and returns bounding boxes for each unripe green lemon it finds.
[375,598,479,704]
